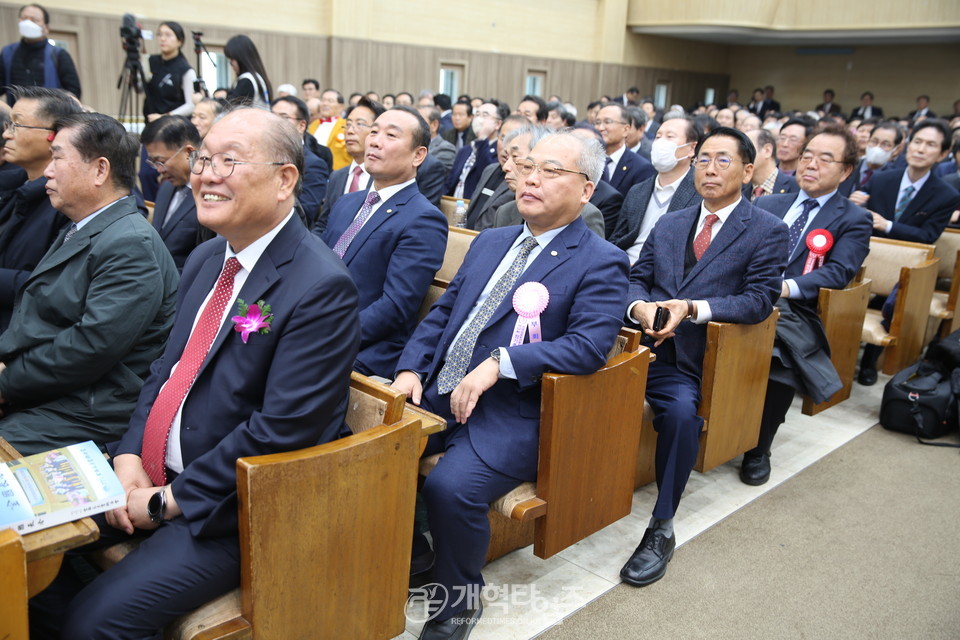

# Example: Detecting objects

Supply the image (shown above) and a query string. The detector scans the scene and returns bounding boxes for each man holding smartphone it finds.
[621,127,788,588]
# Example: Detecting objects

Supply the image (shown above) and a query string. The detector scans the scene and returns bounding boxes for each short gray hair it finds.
[220,106,304,196]
[536,130,606,184]
[504,123,552,149]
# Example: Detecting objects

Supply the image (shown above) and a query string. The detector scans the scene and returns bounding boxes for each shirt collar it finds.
[225,208,295,274]
[699,197,741,224]
[608,143,627,167]
[75,196,127,230]
[656,168,689,192]
[369,177,415,204]
[795,189,837,211]
[899,168,931,194]
[514,221,568,250]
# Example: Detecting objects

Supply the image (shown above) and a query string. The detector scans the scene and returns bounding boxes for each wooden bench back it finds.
[934,228,960,280]
[437,226,479,283]
[0,529,28,640]
[863,237,935,296]
[344,371,406,434]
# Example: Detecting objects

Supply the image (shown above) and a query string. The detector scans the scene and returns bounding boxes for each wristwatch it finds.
[147,488,167,524]
[490,348,502,362]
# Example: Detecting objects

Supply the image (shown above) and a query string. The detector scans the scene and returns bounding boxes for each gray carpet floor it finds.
[538,425,960,639]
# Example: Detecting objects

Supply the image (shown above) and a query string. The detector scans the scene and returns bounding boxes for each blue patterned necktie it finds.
[436,237,540,395]
[894,185,915,221]
[788,198,819,255]
[332,190,380,258]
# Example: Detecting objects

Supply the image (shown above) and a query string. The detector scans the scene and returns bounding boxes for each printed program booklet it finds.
[0,440,125,534]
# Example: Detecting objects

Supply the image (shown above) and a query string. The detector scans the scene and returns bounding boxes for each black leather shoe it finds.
[418,602,483,640]
[857,366,878,386]
[740,453,771,486]
[620,528,675,587]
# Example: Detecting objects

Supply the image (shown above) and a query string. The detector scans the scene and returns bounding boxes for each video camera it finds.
[119,13,142,60]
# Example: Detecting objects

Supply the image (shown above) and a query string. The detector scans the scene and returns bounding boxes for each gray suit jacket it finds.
[609,171,701,250]
[0,196,179,453]
[466,163,512,231]
[493,200,607,239]
[429,135,457,173]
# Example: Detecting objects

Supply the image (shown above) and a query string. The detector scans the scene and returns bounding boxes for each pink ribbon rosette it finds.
[511,282,550,346]
[802,229,834,274]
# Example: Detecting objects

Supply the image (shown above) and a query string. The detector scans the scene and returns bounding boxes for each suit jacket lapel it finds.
[153,183,173,233]
[341,183,417,263]
[445,227,519,338]
[788,194,842,265]
[27,198,135,281]
[681,201,749,289]
[194,216,303,381]
[159,189,195,239]
[904,177,936,218]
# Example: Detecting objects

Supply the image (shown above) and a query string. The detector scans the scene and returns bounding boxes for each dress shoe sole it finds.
[739,470,770,486]
[619,547,674,587]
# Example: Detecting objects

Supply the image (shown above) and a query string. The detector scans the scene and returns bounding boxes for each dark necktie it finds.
[894,185,915,221]
[141,257,242,486]
[860,168,874,188]
[436,237,540,394]
[693,214,720,260]
[789,199,819,254]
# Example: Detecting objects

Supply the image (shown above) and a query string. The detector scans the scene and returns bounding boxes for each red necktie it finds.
[141,257,242,486]
[752,186,764,201]
[348,165,363,193]
[693,214,720,260]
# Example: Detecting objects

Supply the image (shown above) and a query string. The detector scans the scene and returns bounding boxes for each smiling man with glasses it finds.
[444,99,509,199]
[594,102,654,197]
[621,126,788,588]
[393,131,628,639]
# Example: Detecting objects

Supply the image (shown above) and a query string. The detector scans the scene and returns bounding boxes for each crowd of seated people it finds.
[2,7,960,638]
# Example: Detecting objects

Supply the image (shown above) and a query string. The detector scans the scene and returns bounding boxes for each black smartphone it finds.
[652,306,670,332]
[193,79,208,96]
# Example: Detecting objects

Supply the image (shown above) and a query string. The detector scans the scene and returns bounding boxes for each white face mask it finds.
[864,145,892,167]
[19,19,44,40]
[650,138,691,173]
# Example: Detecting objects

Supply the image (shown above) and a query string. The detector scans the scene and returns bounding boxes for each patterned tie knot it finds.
[801,198,819,215]
[62,224,78,245]
[703,213,720,229]
[693,214,720,260]
[364,190,381,207]
[223,256,242,279]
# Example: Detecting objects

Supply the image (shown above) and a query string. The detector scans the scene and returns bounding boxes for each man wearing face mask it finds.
[608,115,704,264]
[1,4,81,107]
[838,122,902,197]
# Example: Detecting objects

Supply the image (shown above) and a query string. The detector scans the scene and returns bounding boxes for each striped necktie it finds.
[894,185,915,221]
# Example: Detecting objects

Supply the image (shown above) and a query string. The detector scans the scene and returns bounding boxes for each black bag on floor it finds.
[880,361,960,447]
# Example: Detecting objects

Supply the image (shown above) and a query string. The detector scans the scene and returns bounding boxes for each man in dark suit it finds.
[626,107,652,160]
[314,97,385,233]
[441,99,475,150]
[0,112,178,456]
[619,127,788,587]
[851,119,960,384]
[838,121,902,197]
[141,115,203,272]
[850,91,883,120]
[394,132,628,639]
[570,126,624,235]
[445,100,507,199]
[33,107,361,639]
[595,102,655,196]
[908,95,936,121]
[745,128,799,202]
[418,105,457,172]
[271,96,330,226]
[764,86,781,116]
[741,125,872,485]
[464,114,528,230]
[609,115,703,262]
[815,89,842,116]
[320,106,447,379]
[0,86,80,331]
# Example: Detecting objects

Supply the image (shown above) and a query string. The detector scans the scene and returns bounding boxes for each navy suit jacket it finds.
[315,164,352,234]
[299,146,330,226]
[444,139,498,198]
[591,178,625,239]
[603,147,655,197]
[152,181,200,272]
[116,215,360,538]
[398,218,629,480]
[0,176,69,331]
[320,182,448,378]
[628,200,789,381]
[863,168,960,244]
[610,171,701,251]
[850,106,883,120]
[755,192,872,301]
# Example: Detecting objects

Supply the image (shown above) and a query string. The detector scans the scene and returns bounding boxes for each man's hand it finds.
[106,454,154,534]
[633,300,689,347]
[450,357,500,424]
[849,190,869,206]
[125,487,160,531]
[870,210,889,232]
[392,371,423,405]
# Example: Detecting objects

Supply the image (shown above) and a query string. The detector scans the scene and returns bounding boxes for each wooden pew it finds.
[802,274,873,415]
[928,227,960,342]
[439,195,469,226]
[420,329,652,562]
[0,528,29,640]
[637,311,780,486]
[418,226,479,321]
[89,376,430,640]
[860,237,939,375]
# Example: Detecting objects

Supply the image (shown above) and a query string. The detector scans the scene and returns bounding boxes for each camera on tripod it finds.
[120,13,142,61]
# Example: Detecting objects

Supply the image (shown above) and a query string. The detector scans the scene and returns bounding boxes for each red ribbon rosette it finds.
[802,229,834,274]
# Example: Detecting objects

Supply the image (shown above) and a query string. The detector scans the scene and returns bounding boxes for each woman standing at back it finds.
[224,35,271,107]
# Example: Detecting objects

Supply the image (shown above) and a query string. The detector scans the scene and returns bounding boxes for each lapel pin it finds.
[551,250,558,256]
[621,166,627,171]
[386,209,393,213]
